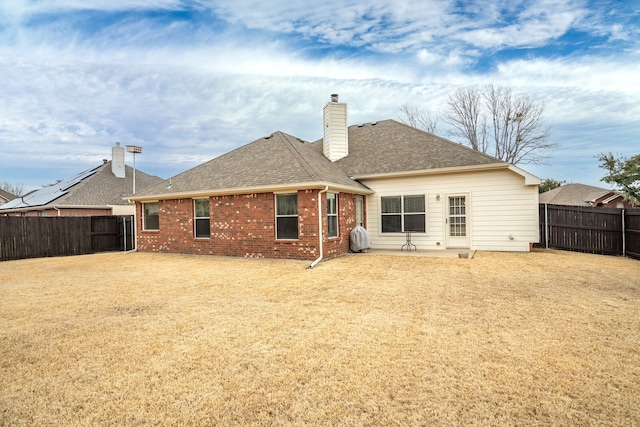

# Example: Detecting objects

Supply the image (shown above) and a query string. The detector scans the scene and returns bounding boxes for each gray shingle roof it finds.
[327,120,503,176]
[132,119,508,200]
[133,131,369,198]
[539,183,615,206]
[0,161,163,210]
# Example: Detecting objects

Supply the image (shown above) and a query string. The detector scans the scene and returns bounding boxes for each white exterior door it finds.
[446,194,470,248]
[355,196,364,227]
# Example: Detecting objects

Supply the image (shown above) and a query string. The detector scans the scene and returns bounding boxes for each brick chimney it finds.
[111,142,126,178]
[323,93,348,162]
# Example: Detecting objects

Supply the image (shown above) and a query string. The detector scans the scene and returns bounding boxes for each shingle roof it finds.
[133,131,369,198]
[326,120,502,176]
[539,183,615,206]
[132,119,510,200]
[0,188,16,203]
[0,161,163,211]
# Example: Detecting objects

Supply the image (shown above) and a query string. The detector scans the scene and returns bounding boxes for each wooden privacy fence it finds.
[0,216,134,262]
[538,204,640,259]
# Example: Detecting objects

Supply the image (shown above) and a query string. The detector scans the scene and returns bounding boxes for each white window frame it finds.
[193,198,210,238]
[275,193,298,240]
[327,192,338,238]
[142,201,159,231]
[380,194,426,233]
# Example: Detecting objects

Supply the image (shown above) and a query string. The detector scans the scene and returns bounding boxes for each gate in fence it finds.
[0,215,135,261]
[538,204,640,260]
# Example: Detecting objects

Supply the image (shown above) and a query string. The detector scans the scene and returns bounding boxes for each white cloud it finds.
[1,0,639,192]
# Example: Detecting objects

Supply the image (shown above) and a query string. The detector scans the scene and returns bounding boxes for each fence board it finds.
[539,204,640,259]
[0,216,133,261]
[626,210,640,260]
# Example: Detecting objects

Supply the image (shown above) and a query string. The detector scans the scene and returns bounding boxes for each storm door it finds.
[446,194,469,248]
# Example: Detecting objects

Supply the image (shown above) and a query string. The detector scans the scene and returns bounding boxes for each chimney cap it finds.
[330,93,339,102]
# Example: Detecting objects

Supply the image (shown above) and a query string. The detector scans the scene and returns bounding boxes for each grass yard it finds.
[1,249,639,426]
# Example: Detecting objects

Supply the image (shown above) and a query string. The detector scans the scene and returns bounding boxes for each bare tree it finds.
[483,85,552,165]
[445,84,553,165]
[0,182,25,197]
[398,104,438,133]
[444,87,487,153]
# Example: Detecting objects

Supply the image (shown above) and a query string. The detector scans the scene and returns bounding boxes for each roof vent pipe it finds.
[331,93,339,102]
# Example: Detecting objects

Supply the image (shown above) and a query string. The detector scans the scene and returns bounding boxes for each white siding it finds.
[361,169,539,252]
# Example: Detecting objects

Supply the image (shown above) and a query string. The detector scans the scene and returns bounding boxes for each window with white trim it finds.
[327,193,338,238]
[143,202,159,230]
[275,193,298,240]
[194,199,210,238]
[381,195,425,233]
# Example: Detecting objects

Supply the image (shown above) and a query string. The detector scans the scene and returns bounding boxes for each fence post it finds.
[545,203,549,249]
[122,216,127,251]
[622,209,626,257]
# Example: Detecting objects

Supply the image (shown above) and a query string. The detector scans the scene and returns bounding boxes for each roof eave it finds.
[353,163,541,185]
[126,181,373,202]
[0,204,114,213]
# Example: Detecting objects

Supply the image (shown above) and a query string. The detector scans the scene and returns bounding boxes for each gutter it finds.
[307,186,329,269]
[352,163,541,186]
[125,181,373,203]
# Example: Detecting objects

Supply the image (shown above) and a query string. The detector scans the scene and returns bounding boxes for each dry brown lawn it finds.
[1,249,639,426]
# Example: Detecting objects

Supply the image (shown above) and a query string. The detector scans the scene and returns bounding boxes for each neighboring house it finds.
[0,189,16,206]
[129,95,540,262]
[540,183,635,209]
[0,143,163,216]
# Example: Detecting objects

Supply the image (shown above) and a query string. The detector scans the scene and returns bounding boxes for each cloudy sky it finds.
[1,0,638,193]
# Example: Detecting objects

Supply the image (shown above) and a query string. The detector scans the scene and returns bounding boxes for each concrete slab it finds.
[349,248,476,259]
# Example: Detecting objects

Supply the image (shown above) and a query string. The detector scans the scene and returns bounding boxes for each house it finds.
[539,183,635,208]
[0,143,163,216]
[129,95,540,262]
[0,188,16,206]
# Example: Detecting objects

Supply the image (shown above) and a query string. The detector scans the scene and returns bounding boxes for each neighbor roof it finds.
[0,161,163,211]
[132,131,371,199]
[539,183,619,206]
[0,188,16,203]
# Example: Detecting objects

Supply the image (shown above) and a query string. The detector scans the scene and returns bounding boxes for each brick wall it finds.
[136,189,361,260]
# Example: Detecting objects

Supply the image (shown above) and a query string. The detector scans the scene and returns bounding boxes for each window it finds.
[327,193,338,238]
[143,202,159,230]
[194,199,210,238]
[381,195,425,233]
[276,193,298,239]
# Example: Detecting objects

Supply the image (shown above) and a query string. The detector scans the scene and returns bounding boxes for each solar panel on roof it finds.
[0,165,101,210]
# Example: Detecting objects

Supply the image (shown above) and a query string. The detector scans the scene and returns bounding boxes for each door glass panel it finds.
[448,197,466,237]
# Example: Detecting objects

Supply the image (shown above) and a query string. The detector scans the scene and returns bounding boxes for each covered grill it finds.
[349,225,371,252]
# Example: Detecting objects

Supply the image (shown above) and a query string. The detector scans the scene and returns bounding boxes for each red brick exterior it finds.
[592,194,636,209]
[136,190,361,260]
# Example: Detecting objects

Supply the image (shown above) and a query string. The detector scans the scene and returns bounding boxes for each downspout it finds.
[308,186,329,269]
[53,206,61,217]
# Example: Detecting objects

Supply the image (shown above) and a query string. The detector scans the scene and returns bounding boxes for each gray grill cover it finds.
[350,225,371,252]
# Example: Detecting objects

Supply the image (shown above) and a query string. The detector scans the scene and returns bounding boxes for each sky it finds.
[0,0,638,194]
